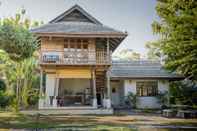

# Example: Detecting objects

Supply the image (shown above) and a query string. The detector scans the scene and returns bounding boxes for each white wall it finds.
[124,80,136,96]
[123,79,169,109]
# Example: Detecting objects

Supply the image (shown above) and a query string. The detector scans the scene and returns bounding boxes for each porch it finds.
[39,68,112,110]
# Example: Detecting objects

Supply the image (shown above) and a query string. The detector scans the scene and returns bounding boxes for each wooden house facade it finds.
[31,5,127,112]
[32,5,182,114]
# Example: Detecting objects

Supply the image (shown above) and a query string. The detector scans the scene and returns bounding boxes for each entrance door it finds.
[96,93,102,106]
[111,86,120,107]
[111,80,121,107]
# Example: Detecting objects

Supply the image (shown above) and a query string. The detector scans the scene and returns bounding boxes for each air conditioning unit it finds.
[43,55,60,63]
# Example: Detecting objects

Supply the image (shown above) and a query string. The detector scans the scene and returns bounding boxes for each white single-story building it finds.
[110,60,183,109]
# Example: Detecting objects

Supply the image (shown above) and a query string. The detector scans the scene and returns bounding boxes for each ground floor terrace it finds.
[39,66,112,111]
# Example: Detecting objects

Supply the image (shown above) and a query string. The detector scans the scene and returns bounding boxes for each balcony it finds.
[39,50,112,65]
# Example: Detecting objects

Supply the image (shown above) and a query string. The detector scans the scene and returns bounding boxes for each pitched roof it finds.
[31,4,127,38]
[49,4,102,25]
[31,21,126,37]
[110,61,184,80]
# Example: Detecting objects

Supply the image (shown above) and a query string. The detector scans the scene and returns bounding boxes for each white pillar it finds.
[39,69,44,109]
[92,69,97,108]
[53,77,59,107]
[105,69,111,109]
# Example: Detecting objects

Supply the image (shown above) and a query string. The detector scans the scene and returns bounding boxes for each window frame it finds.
[136,80,158,97]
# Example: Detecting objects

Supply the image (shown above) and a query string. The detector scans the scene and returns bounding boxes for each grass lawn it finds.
[0,111,197,130]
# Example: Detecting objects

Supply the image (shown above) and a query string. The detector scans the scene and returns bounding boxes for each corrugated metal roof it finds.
[110,61,184,80]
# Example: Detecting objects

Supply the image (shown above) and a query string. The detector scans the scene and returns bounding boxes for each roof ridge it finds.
[49,4,102,25]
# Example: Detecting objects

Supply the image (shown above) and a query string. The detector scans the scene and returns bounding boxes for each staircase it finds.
[95,69,106,93]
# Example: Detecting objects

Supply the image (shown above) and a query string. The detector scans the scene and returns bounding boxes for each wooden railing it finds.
[39,50,112,65]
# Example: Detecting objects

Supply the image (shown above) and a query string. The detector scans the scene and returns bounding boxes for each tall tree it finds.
[0,9,41,110]
[147,0,197,81]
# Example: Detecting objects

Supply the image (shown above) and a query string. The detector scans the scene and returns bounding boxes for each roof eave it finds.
[32,32,128,38]
[110,76,185,80]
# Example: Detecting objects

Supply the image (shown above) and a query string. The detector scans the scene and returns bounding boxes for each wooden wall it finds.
[41,37,96,52]
[44,68,92,79]
[41,37,64,51]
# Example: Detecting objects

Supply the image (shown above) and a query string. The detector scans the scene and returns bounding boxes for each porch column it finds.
[105,69,111,109]
[92,69,97,108]
[39,69,44,109]
[53,77,59,107]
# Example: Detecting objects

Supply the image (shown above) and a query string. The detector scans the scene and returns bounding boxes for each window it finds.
[136,81,158,96]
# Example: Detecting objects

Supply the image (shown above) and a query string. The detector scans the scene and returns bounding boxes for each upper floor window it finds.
[64,39,89,50]
[136,81,158,96]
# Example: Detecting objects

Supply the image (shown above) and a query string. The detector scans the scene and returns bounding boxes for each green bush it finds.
[0,80,12,108]
[169,81,197,107]
[125,92,137,109]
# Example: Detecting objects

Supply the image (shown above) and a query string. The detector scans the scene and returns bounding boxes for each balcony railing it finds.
[39,50,112,65]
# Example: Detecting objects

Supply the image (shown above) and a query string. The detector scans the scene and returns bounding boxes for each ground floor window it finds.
[136,81,158,96]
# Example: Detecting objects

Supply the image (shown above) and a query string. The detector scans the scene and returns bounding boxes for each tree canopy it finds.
[0,9,40,61]
[147,0,197,81]
[113,49,141,61]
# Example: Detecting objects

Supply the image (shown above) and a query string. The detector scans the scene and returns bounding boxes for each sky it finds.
[0,0,159,56]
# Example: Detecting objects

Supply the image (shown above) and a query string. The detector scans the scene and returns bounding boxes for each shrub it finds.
[125,92,137,109]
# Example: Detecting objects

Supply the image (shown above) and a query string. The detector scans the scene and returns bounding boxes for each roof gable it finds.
[49,4,102,25]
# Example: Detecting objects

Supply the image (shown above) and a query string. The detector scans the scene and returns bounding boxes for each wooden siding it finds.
[43,68,91,78]
[57,69,91,78]
[43,67,91,78]
[41,37,64,51]
[41,37,95,51]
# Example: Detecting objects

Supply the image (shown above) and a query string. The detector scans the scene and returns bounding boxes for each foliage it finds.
[145,41,161,60]
[0,9,40,62]
[0,79,11,108]
[0,24,38,61]
[125,92,137,109]
[0,8,43,29]
[169,81,197,107]
[0,9,41,111]
[0,50,39,110]
[157,91,169,108]
[0,79,5,91]
[113,49,141,60]
[147,0,197,81]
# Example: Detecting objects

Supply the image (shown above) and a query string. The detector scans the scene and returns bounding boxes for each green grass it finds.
[1,111,197,130]
[0,112,136,130]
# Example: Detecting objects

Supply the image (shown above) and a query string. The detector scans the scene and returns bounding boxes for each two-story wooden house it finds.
[31,5,127,113]
[32,5,183,114]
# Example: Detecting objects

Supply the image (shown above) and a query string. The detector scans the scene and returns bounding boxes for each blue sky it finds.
[0,0,158,56]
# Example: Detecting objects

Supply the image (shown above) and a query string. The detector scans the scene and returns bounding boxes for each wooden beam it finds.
[36,33,127,38]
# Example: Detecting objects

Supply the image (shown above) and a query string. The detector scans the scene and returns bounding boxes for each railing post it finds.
[107,38,110,64]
